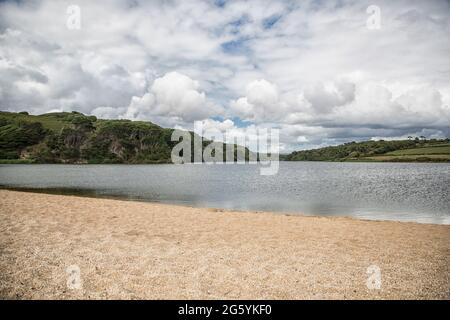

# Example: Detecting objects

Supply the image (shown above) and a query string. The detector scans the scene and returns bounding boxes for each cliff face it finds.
[0,111,252,164]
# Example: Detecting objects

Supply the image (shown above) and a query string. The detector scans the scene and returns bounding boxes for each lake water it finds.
[0,162,449,224]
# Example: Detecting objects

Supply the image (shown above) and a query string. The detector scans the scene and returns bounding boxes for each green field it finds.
[385,144,450,156]
[362,154,450,162]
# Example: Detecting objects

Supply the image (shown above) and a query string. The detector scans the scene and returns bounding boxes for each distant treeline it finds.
[283,138,450,162]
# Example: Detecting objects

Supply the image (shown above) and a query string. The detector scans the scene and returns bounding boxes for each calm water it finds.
[0,162,449,224]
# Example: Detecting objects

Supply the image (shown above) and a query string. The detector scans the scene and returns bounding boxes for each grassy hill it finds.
[0,111,250,164]
[284,139,450,162]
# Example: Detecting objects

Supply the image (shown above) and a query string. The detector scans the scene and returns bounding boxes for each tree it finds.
[71,116,94,132]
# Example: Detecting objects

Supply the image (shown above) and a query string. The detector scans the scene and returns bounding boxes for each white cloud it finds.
[123,72,222,126]
[229,79,287,122]
[303,79,356,114]
[91,106,125,119]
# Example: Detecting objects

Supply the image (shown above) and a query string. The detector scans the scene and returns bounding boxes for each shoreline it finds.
[0,184,450,226]
[1,186,448,226]
[1,190,449,299]
[2,159,450,164]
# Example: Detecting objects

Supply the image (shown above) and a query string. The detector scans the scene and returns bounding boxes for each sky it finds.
[0,0,449,152]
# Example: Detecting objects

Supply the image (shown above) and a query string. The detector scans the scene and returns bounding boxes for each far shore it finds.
[0,190,449,299]
[1,159,450,164]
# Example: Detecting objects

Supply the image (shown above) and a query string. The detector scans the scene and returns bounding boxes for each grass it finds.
[0,159,35,164]
[361,154,450,162]
[0,111,71,132]
[385,144,450,156]
[33,115,69,132]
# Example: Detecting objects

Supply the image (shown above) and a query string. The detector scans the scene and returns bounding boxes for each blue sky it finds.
[0,0,449,151]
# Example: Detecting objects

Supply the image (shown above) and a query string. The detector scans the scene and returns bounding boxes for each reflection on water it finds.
[0,162,449,224]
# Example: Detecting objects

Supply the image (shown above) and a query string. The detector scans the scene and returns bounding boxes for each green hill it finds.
[284,139,450,162]
[0,111,250,164]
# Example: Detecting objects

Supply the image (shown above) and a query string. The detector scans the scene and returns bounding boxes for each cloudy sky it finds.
[1,0,449,151]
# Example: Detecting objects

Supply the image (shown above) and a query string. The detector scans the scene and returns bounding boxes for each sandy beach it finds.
[0,189,448,299]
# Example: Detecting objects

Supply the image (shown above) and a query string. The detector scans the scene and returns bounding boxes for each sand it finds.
[0,189,449,300]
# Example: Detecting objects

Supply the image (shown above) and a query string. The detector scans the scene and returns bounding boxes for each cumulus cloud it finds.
[303,79,356,114]
[229,79,287,122]
[0,25,148,114]
[123,72,222,126]
[282,82,450,146]
[91,106,125,119]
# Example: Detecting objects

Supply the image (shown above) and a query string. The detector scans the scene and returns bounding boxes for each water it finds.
[0,162,449,224]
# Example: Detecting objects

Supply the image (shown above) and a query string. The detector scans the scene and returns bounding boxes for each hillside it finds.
[0,111,249,164]
[284,139,450,162]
